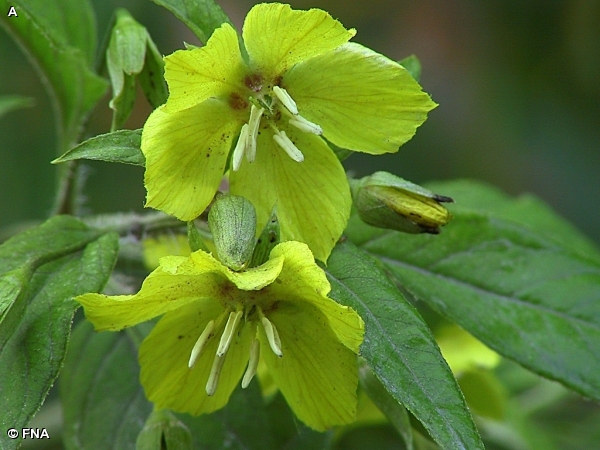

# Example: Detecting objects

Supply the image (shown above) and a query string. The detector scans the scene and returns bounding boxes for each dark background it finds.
[1,0,599,243]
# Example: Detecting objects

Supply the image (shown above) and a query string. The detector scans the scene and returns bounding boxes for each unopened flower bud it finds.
[208,195,256,271]
[350,172,453,234]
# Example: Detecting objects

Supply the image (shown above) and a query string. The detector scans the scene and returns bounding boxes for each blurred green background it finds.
[1,0,599,244]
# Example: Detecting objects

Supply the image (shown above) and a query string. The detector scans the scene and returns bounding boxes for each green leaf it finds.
[0,215,107,329]
[61,321,154,450]
[53,129,145,166]
[359,363,414,450]
[325,241,484,450]
[150,0,233,44]
[0,95,34,118]
[347,180,600,401]
[179,381,275,450]
[0,0,107,150]
[425,179,600,263]
[0,218,118,450]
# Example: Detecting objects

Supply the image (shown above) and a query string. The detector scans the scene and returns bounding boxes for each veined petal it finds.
[259,301,359,431]
[78,249,236,331]
[269,242,364,352]
[230,125,350,262]
[243,3,355,78]
[284,42,437,154]
[77,267,225,331]
[142,98,243,221]
[162,23,246,113]
[140,301,253,415]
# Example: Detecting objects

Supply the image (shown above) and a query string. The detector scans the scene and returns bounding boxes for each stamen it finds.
[259,312,283,357]
[217,310,244,357]
[206,354,226,396]
[241,338,261,388]
[272,130,304,163]
[273,86,298,115]
[246,105,264,163]
[289,115,322,135]
[232,124,249,172]
[188,320,215,368]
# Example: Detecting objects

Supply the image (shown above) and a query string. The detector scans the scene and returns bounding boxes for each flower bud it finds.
[350,172,453,234]
[208,195,256,271]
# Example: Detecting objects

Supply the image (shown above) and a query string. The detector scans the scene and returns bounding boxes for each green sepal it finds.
[208,195,257,271]
[399,54,422,82]
[138,38,168,109]
[136,409,193,450]
[187,221,209,252]
[350,172,453,234]
[52,129,144,166]
[249,208,280,268]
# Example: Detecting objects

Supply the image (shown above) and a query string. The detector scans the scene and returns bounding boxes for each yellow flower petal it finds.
[77,251,228,331]
[162,23,246,113]
[284,42,437,154]
[190,251,285,291]
[260,300,359,431]
[243,3,355,78]
[230,125,351,262]
[142,98,243,221]
[270,242,364,352]
[140,301,253,415]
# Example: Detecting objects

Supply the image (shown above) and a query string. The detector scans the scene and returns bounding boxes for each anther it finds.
[206,354,226,396]
[246,105,264,163]
[188,320,215,368]
[273,86,298,115]
[289,115,322,135]
[217,310,244,357]
[241,338,261,388]
[273,130,304,163]
[232,124,249,172]
[260,312,283,357]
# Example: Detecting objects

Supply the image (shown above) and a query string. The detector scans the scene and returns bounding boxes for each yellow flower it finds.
[77,241,364,431]
[141,3,436,261]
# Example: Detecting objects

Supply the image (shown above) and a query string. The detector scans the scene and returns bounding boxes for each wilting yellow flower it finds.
[141,3,436,261]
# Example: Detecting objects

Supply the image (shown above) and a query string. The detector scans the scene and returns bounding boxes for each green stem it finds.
[83,211,185,236]
[51,160,79,216]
